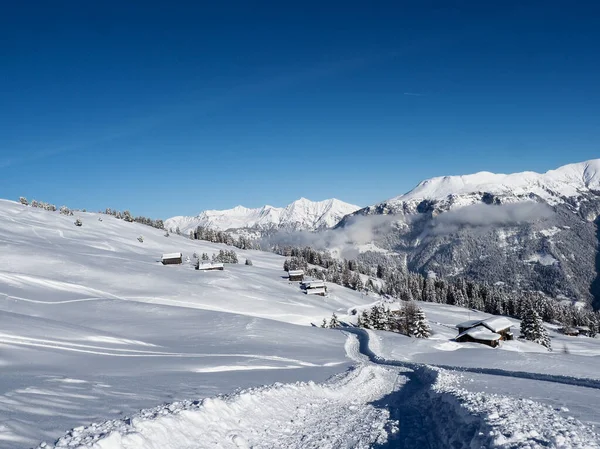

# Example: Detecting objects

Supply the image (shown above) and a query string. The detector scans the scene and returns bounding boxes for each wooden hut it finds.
[305,286,327,296]
[161,252,183,265]
[196,262,224,271]
[287,269,304,282]
[456,317,513,341]
[455,327,502,348]
[301,280,327,296]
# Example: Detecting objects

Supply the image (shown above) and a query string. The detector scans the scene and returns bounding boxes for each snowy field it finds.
[1,199,600,448]
[0,200,371,447]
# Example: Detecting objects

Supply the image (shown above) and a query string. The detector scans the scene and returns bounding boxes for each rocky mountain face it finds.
[166,198,360,235]
[337,160,600,306]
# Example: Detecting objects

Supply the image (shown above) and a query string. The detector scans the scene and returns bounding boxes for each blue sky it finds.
[1,1,599,218]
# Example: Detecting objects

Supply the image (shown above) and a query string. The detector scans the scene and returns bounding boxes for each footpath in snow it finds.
[39,330,600,449]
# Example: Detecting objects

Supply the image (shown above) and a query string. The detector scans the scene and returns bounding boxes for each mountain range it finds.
[165,198,360,234]
[338,159,600,307]
[166,159,600,307]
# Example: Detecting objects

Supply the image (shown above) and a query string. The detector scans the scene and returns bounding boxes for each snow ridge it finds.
[165,198,360,234]
[390,158,600,204]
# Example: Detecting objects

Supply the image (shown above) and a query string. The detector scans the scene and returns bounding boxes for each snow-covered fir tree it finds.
[412,307,431,339]
[521,309,552,351]
[329,313,340,328]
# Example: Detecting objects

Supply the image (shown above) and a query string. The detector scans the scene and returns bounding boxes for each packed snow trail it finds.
[39,331,600,449]
[346,328,600,449]
[41,336,400,449]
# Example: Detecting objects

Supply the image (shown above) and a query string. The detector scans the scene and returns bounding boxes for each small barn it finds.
[456,317,513,341]
[305,286,327,296]
[287,270,304,282]
[455,316,513,347]
[161,252,183,265]
[455,327,502,348]
[577,326,591,337]
[560,327,580,336]
[196,262,224,271]
[301,280,327,296]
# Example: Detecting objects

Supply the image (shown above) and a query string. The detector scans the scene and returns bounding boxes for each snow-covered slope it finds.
[0,200,370,448]
[165,198,360,234]
[3,198,600,449]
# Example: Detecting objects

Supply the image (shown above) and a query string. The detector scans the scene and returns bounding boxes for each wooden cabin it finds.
[196,262,224,271]
[455,316,513,347]
[287,269,304,282]
[300,280,327,296]
[456,317,513,341]
[560,327,580,336]
[305,286,327,296]
[577,326,591,337]
[455,327,501,348]
[161,252,183,265]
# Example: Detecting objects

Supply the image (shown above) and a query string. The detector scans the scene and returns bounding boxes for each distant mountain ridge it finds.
[337,159,600,307]
[166,198,360,234]
[342,159,600,221]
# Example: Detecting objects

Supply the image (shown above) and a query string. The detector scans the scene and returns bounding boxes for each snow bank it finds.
[430,369,600,448]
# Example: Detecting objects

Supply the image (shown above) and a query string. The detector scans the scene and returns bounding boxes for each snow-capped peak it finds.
[165,198,361,234]
[390,159,600,204]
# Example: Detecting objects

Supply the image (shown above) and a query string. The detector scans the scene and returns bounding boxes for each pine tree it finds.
[412,307,431,339]
[360,309,371,329]
[74,218,82,227]
[521,309,551,351]
[19,197,28,206]
[321,318,328,328]
[329,313,340,328]
[245,259,253,266]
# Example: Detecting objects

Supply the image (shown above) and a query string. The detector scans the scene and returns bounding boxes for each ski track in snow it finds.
[39,331,600,449]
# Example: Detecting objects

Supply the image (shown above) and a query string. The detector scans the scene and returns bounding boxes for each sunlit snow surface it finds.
[1,200,600,448]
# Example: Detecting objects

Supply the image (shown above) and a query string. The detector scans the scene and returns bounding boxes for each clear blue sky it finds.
[1,1,599,218]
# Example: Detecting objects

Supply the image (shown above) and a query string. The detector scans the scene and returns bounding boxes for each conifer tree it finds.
[329,313,340,328]
[412,307,431,339]
[521,309,551,351]
[360,309,371,329]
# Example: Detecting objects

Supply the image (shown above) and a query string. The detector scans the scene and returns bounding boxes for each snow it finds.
[388,158,600,205]
[3,199,600,448]
[305,287,327,296]
[197,262,224,270]
[161,252,182,260]
[0,200,372,448]
[287,269,304,276]
[165,198,360,234]
[457,327,502,341]
[525,253,559,266]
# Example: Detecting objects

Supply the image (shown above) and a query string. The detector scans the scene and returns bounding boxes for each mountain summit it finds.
[165,198,360,234]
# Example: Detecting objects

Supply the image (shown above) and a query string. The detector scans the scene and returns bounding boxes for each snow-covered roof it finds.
[303,280,325,289]
[457,327,502,342]
[456,317,512,333]
[456,319,483,329]
[162,252,182,260]
[305,287,327,295]
[288,270,304,276]
[198,263,224,269]
[480,317,513,333]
